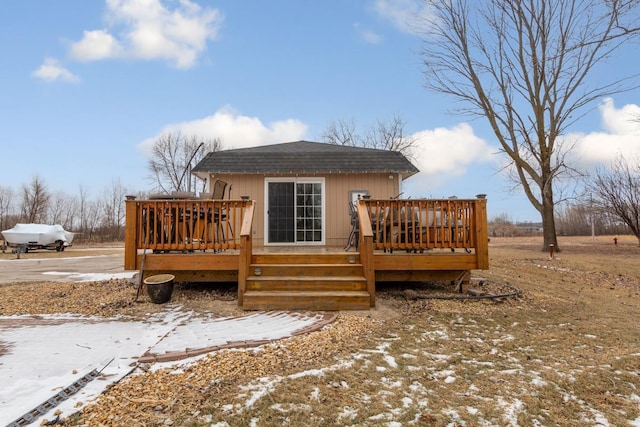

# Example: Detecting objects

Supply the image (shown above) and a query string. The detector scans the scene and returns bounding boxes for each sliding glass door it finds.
[266,178,324,244]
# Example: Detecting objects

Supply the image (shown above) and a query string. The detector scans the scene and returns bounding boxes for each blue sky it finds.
[2,0,639,223]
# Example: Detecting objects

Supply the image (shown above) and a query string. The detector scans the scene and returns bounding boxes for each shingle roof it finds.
[192,140,419,178]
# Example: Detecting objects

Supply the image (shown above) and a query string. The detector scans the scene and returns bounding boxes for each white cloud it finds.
[353,23,382,44]
[373,0,433,35]
[137,107,309,154]
[571,98,640,166]
[408,122,495,192]
[32,57,80,83]
[69,0,223,68]
[69,30,122,61]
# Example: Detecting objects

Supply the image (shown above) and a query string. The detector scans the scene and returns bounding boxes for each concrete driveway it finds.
[0,249,129,284]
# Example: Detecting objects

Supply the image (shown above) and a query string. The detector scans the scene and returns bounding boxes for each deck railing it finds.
[124,198,252,256]
[360,198,487,254]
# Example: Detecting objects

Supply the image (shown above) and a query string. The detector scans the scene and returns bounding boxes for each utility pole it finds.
[590,194,595,242]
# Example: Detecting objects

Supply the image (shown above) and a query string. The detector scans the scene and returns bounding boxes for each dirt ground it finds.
[1,235,639,426]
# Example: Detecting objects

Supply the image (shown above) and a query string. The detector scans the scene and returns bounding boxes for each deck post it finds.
[237,201,255,307]
[124,199,139,271]
[474,196,489,269]
[357,201,376,307]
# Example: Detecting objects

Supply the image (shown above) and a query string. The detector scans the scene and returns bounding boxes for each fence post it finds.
[124,198,139,270]
[474,196,489,269]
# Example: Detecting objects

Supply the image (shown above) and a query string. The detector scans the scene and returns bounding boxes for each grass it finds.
[178,236,640,426]
[12,235,640,426]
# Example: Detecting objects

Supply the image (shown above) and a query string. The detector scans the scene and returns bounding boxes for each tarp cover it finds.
[1,223,74,246]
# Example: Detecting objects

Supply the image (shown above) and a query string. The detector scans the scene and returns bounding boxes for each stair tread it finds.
[250,263,363,267]
[243,290,370,296]
[247,275,366,281]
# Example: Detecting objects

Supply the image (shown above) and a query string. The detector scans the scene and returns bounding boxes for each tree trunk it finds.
[541,193,559,253]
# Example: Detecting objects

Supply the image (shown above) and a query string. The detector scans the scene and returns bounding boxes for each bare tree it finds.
[321,118,362,147]
[588,156,640,245]
[76,185,90,241]
[99,179,130,241]
[147,132,223,193]
[364,115,418,159]
[83,199,103,243]
[20,176,50,223]
[0,186,14,233]
[420,0,640,251]
[48,191,79,230]
[322,116,417,158]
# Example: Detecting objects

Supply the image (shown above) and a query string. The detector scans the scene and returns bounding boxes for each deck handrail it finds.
[124,198,253,269]
[361,198,488,261]
[357,200,375,306]
[238,200,255,306]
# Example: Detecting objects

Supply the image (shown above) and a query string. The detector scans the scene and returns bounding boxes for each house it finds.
[190,140,420,247]
[124,140,489,311]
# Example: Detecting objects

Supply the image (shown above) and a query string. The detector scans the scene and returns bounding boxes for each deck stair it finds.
[242,253,370,310]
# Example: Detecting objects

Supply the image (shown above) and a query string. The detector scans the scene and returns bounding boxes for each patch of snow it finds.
[0,309,187,425]
[589,409,610,426]
[496,397,524,427]
[0,310,328,425]
[409,381,429,394]
[0,254,119,263]
[424,352,452,361]
[629,416,640,426]
[436,369,456,378]
[237,359,355,411]
[463,359,494,367]
[468,384,480,393]
[310,387,320,401]
[241,376,283,409]
[337,406,358,422]
[381,377,403,388]
[422,329,450,339]
[384,354,398,368]
[531,378,547,388]
[270,402,312,413]
[42,271,136,281]
[368,413,387,421]
[444,376,456,384]
[442,408,465,426]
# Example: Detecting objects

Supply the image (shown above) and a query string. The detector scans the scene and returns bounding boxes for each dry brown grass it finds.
[3,236,640,426]
[176,235,639,426]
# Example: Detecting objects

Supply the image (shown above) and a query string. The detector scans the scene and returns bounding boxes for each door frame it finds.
[264,177,326,246]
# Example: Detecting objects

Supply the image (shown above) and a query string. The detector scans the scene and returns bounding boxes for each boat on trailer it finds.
[1,223,74,252]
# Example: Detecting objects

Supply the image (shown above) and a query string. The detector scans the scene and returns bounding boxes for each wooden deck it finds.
[124,197,489,310]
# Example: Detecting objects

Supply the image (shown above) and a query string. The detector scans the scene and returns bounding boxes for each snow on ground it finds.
[0,273,327,426]
[42,271,136,281]
[206,315,640,427]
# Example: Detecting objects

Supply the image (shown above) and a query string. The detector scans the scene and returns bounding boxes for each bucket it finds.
[144,274,175,304]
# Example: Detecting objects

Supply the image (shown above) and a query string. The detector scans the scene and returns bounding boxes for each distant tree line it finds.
[489,205,632,238]
[0,176,142,244]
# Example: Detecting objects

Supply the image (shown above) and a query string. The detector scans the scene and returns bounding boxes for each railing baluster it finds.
[359,198,480,253]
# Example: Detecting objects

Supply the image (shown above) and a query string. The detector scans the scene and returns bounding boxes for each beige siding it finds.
[204,172,402,247]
